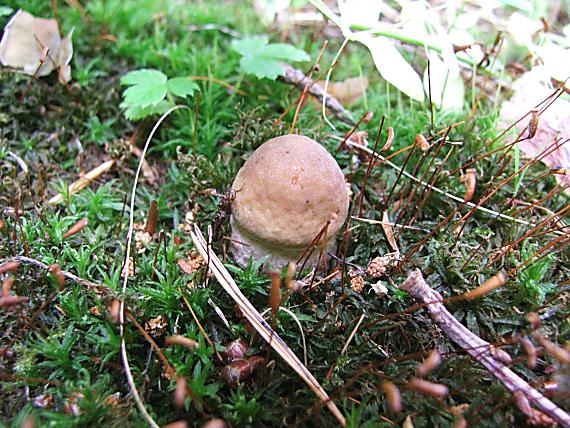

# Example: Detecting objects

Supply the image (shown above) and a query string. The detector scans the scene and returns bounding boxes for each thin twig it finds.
[191,226,346,425]
[281,64,354,125]
[0,256,111,298]
[400,270,570,428]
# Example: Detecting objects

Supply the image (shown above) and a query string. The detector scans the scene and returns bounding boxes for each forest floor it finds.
[0,1,569,427]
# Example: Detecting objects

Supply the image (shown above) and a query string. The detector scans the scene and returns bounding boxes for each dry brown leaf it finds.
[0,9,74,83]
[381,211,399,253]
[349,275,365,293]
[144,315,168,338]
[317,76,369,106]
[499,67,570,194]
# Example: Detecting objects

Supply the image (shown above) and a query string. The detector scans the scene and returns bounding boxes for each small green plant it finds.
[223,390,262,425]
[226,257,269,295]
[231,36,309,80]
[32,324,88,379]
[0,6,13,17]
[85,114,116,146]
[120,69,198,120]
[512,241,555,307]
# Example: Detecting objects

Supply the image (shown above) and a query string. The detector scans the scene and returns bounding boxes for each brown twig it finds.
[281,64,354,125]
[290,42,328,133]
[0,256,111,298]
[399,270,570,427]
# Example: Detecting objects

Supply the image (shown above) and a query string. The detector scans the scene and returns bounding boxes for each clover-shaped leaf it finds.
[121,69,168,108]
[120,69,198,120]
[232,36,310,80]
[167,77,199,98]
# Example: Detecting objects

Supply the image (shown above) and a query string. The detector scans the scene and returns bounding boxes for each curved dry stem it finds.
[119,105,190,428]
[322,38,349,130]
[260,306,308,367]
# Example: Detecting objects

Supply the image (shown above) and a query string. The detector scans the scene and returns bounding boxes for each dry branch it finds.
[281,64,354,125]
[0,256,111,298]
[400,270,570,427]
[48,159,115,204]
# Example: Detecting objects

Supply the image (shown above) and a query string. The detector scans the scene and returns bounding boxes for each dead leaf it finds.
[145,314,168,338]
[0,9,74,84]
[381,211,399,253]
[317,76,369,106]
[499,67,570,194]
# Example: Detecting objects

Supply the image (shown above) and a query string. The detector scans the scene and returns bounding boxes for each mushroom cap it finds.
[231,134,349,252]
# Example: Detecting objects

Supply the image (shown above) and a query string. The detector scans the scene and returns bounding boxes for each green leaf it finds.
[167,77,199,99]
[120,69,166,86]
[231,36,269,56]
[240,56,285,80]
[121,100,173,121]
[0,6,13,17]
[120,69,167,108]
[231,36,310,80]
[122,84,167,107]
[258,43,310,61]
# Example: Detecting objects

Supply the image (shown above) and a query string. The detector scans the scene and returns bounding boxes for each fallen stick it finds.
[400,269,570,428]
[281,64,354,125]
[0,256,111,298]
[48,159,115,204]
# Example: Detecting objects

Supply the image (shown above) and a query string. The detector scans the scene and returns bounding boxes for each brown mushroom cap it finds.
[230,134,349,268]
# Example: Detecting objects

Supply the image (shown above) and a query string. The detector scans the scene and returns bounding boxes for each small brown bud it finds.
[165,335,199,351]
[381,381,402,414]
[63,218,88,239]
[363,111,374,123]
[381,127,394,152]
[145,200,158,235]
[269,271,281,319]
[174,377,187,408]
[527,109,539,139]
[0,261,19,275]
[462,168,477,202]
[2,277,14,296]
[520,337,537,368]
[109,299,121,323]
[408,378,448,398]
[416,349,441,376]
[461,272,506,300]
[48,264,65,291]
[415,134,430,151]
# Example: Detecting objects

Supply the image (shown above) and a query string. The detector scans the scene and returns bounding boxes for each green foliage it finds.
[223,390,262,425]
[184,360,220,409]
[0,5,13,17]
[85,114,116,146]
[120,69,198,120]
[32,325,87,379]
[512,241,555,307]
[231,36,309,80]
[226,256,269,296]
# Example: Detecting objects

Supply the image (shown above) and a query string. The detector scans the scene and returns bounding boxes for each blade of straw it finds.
[190,226,345,426]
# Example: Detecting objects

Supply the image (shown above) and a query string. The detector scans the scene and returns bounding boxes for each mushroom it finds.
[230,134,349,270]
